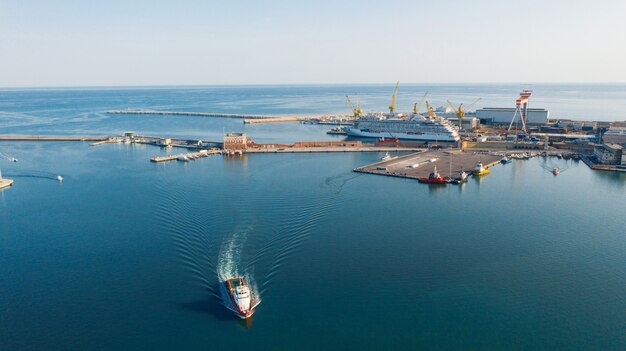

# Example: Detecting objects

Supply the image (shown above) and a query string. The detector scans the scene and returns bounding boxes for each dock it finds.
[0,135,110,141]
[107,110,356,125]
[354,150,503,180]
[108,110,320,121]
[245,146,424,153]
[0,178,14,190]
[150,149,220,163]
[90,138,123,146]
[243,117,307,124]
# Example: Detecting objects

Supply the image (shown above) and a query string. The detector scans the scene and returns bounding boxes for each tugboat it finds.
[552,167,560,176]
[418,166,448,184]
[225,278,256,319]
[473,162,490,176]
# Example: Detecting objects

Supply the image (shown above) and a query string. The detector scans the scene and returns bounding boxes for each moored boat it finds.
[326,127,347,135]
[225,277,256,319]
[450,170,469,184]
[473,162,490,176]
[418,166,448,184]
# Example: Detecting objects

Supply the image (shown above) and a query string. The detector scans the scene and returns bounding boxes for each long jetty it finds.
[107,110,318,121]
[0,135,110,141]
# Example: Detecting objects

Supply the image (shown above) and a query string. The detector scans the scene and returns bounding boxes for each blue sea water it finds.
[0,85,625,350]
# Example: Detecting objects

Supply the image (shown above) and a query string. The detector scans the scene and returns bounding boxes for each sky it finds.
[1,0,625,87]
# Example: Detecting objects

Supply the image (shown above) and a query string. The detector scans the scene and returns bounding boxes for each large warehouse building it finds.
[476,108,549,125]
[603,121,626,146]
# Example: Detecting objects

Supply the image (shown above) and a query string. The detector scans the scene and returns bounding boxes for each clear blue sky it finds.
[1,0,625,87]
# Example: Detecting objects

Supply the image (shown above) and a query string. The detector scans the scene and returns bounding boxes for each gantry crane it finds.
[508,90,533,136]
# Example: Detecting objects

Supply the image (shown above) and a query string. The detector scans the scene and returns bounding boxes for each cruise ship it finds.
[344,112,460,142]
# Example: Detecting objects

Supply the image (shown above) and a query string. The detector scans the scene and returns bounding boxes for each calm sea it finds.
[0,85,625,350]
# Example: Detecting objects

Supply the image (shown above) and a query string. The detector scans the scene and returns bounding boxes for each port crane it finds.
[345,95,363,118]
[447,98,481,130]
[388,81,399,114]
[413,92,428,115]
[424,101,436,119]
[508,90,533,136]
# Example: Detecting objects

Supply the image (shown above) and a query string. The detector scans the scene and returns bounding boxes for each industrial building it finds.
[476,108,549,125]
[602,121,626,146]
[594,143,624,165]
[446,117,480,130]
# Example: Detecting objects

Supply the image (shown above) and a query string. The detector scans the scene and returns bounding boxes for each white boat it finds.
[344,113,459,142]
[473,162,490,176]
[225,278,256,319]
[381,152,392,161]
[450,170,469,184]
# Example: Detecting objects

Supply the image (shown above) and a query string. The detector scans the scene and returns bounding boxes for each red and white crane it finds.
[508,90,532,134]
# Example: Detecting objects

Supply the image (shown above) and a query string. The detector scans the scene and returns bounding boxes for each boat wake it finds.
[2,171,63,181]
[217,226,261,311]
[217,227,249,282]
[541,159,570,173]
[155,163,348,319]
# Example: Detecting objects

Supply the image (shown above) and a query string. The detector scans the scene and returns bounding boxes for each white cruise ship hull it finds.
[345,127,459,142]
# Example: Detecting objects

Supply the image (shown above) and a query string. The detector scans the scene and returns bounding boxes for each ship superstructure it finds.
[344,112,460,142]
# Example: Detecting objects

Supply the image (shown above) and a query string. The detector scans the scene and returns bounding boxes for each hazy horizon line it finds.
[2,81,626,90]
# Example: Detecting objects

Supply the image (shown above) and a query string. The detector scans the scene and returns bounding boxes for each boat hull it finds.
[344,127,458,142]
[225,278,256,319]
[418,178,448,184]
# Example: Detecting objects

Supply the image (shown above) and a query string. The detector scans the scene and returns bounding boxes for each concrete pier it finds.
[245,146,424,153]
[0,135,110,141]
[108,110,320,121]
[0,178,14,190]
[243,117,307,124]
[90,138,123,146]
[354,150,503,180]
[150,149,220,163]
